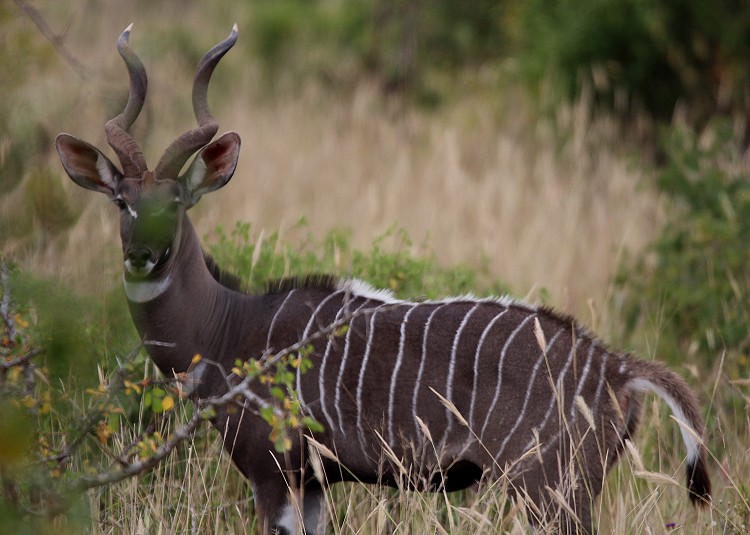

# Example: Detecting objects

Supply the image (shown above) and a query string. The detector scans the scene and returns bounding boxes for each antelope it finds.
[56,25,711,535]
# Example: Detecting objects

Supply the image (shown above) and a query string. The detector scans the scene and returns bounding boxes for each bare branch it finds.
[72,301,386,491]
[0,348,43,371]
[1,262,17,342]
[13,0,88,78]
[75,406,205,490]
[45,344,143,469]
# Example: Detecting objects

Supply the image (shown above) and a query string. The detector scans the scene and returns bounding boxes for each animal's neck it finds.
[124,217,240,377]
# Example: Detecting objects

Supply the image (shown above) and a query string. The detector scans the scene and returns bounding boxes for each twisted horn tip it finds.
[223,23,238,47]
[118,23,134,48]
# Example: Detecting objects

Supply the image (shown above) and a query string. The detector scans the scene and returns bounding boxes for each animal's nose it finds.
[127,248,152,268]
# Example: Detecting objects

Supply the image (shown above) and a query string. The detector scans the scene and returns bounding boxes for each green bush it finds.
[517,0,750,124]
[206,220,509,299]
[244,0,509,99]
[616,122,750,376]
[0,5,80,244]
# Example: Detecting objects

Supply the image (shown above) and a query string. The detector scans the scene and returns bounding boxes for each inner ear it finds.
[181,131,241,203]
[56,133,122,195]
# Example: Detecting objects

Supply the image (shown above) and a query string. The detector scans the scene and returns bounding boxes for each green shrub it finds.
[616,122,750,376]
[517,0,750,124]
[0,6,79,244]
[206,220,509,299]
[244,0,510,99]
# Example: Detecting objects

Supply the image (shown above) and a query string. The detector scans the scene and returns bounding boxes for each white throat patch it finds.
[123,273,173,303]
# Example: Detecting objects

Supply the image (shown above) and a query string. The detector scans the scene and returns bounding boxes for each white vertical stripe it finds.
[539,429,560,458]
[570,343,597,424]
[387,303,419,446]
[521,335,582,453]
[266,289,297,350]
[494,328,564,460]
[537,341,593,458]
[296,290,344,407]
[334,300,372,436]
[356,304,389,451]
[318,298,356,435]
[412,304,448,443]
[592,353,610,411]
[302,291,345,339]
[439,302,482,446]
[480,314,536,438]
[536,343,595,459]
[468,307,509,431]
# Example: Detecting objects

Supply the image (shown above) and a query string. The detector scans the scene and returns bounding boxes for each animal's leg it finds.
[253,480,329,535]
[252,480,301,535]
[301,483,328,535]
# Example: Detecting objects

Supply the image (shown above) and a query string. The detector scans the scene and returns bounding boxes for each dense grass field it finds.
[2,2,749,534]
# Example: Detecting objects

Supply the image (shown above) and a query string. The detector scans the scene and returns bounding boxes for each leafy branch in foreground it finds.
[0,256,378,526]
[77,294,376,489]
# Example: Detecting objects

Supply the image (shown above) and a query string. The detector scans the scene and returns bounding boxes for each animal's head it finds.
[56,24,240,279]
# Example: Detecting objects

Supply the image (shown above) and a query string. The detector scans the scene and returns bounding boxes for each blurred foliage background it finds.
[2,0,750,532]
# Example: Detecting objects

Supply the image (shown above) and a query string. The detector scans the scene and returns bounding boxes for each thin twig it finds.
[1,262,17,341]
[0,348,44,370]
[14,0,88,78]
[73,301,386,491]
[45,344,143,468]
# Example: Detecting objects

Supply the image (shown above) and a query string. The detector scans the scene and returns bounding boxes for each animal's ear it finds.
[55,133,122,195]
[180,131,241,205]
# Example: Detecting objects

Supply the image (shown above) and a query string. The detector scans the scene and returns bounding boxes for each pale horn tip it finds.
[118,23,134,46]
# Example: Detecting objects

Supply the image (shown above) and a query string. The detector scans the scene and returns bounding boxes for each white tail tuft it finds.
[629,378,700,464]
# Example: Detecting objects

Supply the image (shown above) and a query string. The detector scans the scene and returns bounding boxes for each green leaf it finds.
[302,416,324,433]
[106,413,120,434]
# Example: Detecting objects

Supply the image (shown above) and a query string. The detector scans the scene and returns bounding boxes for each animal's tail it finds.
[628,360,711,505]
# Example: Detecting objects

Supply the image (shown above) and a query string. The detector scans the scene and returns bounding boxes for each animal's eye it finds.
[113,198,127,211]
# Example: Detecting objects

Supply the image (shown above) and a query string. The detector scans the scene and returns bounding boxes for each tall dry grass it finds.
[84,358,748,534]
[12,19,661,321]
[3,1,662,319]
